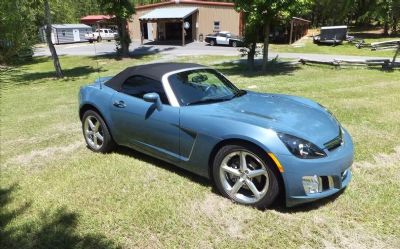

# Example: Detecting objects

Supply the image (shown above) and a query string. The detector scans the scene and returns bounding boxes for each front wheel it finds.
[231,41,237,47]
[82,110,115,153]
[97,36,102,42]
[212,144,280,209]
[210,39,215,46]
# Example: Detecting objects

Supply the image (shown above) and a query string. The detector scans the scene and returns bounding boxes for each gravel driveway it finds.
[34,40,391,62]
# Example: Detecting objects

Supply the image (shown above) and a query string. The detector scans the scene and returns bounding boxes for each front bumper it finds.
[276,129,354,207]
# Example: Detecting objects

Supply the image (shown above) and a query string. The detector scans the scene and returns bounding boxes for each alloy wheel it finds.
[84,115,104,150]
[219,150,270,204]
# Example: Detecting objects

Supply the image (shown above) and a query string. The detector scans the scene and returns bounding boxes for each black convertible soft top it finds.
[105,63,203,91]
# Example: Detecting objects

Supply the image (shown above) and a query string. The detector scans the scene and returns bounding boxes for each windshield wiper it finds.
[186,98,231,106]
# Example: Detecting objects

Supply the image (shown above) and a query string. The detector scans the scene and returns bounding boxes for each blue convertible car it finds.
[79,63,353,208]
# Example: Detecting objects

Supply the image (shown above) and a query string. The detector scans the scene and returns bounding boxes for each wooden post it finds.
[182,20,185,46]
[289,19,294,44]
[140,20,144,45]
[195,11,199,41]
[391,42,399,68]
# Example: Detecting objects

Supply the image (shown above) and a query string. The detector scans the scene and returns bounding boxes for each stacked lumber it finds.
[371,40,400,51]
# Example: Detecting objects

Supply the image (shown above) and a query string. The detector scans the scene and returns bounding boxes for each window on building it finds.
[213,21,220,32]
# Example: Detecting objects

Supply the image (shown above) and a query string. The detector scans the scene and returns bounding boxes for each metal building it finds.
[130,0,242,45]
[40,24,92,44]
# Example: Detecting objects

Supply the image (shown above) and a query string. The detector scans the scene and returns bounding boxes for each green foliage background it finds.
[1,0,399,63]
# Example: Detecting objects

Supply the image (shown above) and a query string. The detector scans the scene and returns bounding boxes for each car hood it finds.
[198,91,340,147]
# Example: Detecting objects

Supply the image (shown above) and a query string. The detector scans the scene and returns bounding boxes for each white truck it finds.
[85,29,118,43]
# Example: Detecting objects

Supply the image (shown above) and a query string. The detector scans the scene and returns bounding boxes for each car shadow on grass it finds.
[112,146,344,212]
[0,184,120,249]
[270,188,346,213]
[113,146,211,188]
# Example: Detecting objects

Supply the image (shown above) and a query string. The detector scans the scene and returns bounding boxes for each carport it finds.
[139,7,198,46]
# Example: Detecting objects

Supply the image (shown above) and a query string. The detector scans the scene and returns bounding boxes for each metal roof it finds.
[321,25,347,30]
[52,24,91,29]
[80,15,114,21]
[139,7,198,20]
[136,0,234,10]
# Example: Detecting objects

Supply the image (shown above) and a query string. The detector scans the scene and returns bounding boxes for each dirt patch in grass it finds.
[353,146,400,170]
[188,194,254,240]
[319,222,398,249]
[6,141,84,167]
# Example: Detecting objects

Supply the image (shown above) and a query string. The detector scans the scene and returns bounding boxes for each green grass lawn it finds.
[270,35,400,58]
[1,55,399,248]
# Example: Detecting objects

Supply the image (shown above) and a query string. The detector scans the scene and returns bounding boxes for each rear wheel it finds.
[212,144,280,209]
[82,110,115,153]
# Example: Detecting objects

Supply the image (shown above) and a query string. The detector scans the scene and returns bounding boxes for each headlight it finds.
[278,133,326,159]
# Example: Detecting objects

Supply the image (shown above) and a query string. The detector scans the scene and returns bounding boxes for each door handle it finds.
[113,100,126,108]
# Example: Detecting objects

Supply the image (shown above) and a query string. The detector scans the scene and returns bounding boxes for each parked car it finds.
[85,28,118,43]
[79,63,353,209]
[205,31,243,47]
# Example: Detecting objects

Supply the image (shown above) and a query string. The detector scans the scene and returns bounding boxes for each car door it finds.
[105,29,113,39]
[110,75,181,163]
[216,33,229,45]
[103,29,109,39]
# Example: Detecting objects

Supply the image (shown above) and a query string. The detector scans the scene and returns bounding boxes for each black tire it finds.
[97,36,102,42]
[231,41,237,47]
[89,40,93,44]
[210,39,216,46]
[82,110,115,153]
[212,143,280,209]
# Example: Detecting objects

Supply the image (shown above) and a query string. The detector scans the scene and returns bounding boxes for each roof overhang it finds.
[139,7,198,21]
[80,15,115,24]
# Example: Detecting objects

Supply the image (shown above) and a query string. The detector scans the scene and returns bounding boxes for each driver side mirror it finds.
[143,92,162,111]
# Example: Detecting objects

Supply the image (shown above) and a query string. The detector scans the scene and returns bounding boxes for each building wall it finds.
[53,28,91,44]
[40,27,91,44]
[129,4,240,41]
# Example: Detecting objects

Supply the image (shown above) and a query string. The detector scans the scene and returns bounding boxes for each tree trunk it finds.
[117,18,130,57]
[383,20,389,36]
[392,17,398,35]
[247,42,256,71]
[44,0,63,78]
[262,18,270,72]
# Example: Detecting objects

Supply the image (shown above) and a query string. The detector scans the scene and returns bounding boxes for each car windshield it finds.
[168,68,245,106]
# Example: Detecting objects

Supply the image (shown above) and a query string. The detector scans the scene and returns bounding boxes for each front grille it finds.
[321,176,335,190]
[324,128,343,151]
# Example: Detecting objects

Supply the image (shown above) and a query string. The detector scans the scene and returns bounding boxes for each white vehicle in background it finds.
[204,31,244,47]
[85,28,118,43]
